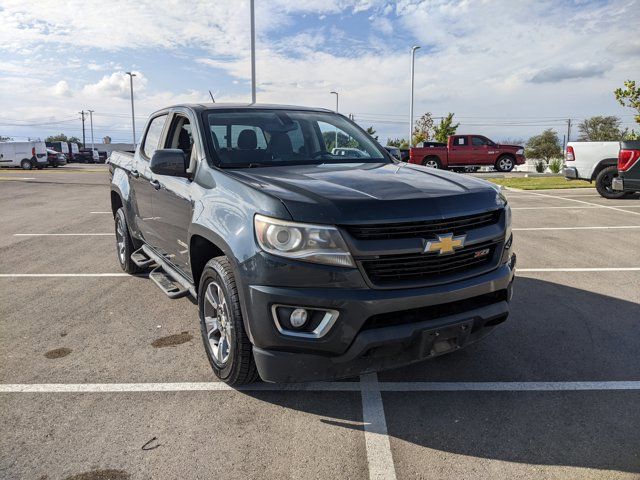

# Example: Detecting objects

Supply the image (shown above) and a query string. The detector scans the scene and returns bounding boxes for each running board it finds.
[131,247,156,268]
[149,267,189,299]
[141,245,197,299]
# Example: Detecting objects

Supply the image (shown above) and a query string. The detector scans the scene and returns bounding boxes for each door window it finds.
[471,136,488,146]
[142,114,167,159]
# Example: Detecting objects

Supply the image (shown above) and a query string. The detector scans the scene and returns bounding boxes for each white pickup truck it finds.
[563,141,623,198]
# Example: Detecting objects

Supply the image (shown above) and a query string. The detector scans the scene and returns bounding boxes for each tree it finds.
[412,113,434,145]
[433,113,460,143]
[45,133,83,146]
[386,138,408,148]
[614,80,640,125]
[0,135,13,141]
[365,126,378,141]
[577,116,624,141]
[526,129,562,163]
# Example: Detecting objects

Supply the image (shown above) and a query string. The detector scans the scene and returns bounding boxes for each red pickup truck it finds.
[409,135,525,172]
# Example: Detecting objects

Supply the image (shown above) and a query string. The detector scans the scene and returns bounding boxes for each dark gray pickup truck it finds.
[109,103,516,384]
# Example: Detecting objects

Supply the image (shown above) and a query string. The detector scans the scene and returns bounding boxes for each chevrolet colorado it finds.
[409,135,525,172]
[109,104,516,385]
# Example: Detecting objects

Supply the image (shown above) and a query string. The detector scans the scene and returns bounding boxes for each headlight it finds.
[254,214,355,268]
[516,148,524,155]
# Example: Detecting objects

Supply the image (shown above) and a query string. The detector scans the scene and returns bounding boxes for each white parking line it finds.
[14,233,113,236]
[360,373,397,480]
[0,273,133,277]
[519,268,640,272]
[89,211,112,214]
[513,226,640,231]
[511,190,640,216]
[2,380,639,394]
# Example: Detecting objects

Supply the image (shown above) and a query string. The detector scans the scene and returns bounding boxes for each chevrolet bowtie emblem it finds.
[423,233,466,255]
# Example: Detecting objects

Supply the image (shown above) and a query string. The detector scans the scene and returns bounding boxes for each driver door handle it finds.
[150,179,161,190]
[130,169,140,178]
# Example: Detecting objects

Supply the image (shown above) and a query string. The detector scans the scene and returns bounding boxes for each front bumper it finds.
[246,258,516,382]
[563,166,578,179]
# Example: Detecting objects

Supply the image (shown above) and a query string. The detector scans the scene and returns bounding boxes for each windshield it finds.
[204,109,388,167]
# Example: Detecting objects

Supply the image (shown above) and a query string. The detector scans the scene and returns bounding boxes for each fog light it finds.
[290,308,308,328]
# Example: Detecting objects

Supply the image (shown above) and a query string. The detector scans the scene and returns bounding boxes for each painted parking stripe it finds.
[511,190,640,216]
[2,380,640,394]
[89,211,112,214]
[0,273,134,277]
[513,226,640,231]
[360,373,397,480]
[518,268,640,272]
[14,233,113,236]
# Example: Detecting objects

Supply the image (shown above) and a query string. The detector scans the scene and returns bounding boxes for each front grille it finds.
[362,290,508,330]
[343,210,501,240]
[360,239,500,286]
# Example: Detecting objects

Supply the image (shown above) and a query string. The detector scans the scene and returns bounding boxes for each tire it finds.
[198,256,259,385]
[21,159,32,170]
[495,155,515,172]
[422,156,442,169]
[114,208,142,274]
[595,166,626,199]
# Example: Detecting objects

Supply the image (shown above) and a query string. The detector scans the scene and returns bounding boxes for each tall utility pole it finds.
[409,45,421,147]
[125,72,137,146]
[79,110,86,146]
[566,118,572,150]
[330,91,339,148]
[250,0,256,103]
[88,110,95,154]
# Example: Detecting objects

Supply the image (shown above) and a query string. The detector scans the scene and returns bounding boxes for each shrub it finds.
[535,160,546,173]
[548,158,562,174]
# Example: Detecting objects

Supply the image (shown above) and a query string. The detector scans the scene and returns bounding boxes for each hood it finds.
[497,144,524,151]
[226,162,504,224]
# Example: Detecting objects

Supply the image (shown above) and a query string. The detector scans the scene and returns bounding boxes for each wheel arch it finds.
[590,158,618,181]
[188,227,234,291]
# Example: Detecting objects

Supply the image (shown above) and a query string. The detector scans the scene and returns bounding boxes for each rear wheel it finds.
[595,166,625,199]
[199,257,259,385]
[114,208,141,274]
[422,156,442,169]
[495,155,515,172]
[20,159,32,170]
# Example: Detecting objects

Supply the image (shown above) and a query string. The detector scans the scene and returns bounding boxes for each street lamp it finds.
[330,91,339,148]
[250,0,256,103]
[409,45,421,148]
[125,72,137,146]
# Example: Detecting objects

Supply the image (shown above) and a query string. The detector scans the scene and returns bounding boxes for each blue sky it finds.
[1,0,639,144]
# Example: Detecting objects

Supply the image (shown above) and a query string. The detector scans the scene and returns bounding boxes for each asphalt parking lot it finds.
[1,164,639,480]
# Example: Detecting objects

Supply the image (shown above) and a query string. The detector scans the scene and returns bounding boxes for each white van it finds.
[0,141,49,169]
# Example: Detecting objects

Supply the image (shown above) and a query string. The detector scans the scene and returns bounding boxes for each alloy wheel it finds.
[115,218,126,264]
[203,281,231,366]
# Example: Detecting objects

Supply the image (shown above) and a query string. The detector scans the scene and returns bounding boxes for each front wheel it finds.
[199,257,259,385]
[595,166,626,199]
[495,156,515,172]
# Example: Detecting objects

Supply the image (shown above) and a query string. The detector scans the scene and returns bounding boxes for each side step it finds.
[131,247,156,268]
[149,266,190,299]
[141,245,197,299]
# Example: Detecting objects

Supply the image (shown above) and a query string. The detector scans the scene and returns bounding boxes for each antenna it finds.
[209,90,215,103]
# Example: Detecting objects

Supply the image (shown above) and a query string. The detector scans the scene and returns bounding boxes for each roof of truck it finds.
[160,103,335,114]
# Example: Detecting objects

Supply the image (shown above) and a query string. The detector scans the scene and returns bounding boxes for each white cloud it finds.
[82,71,148,99]
[51,80,72,97]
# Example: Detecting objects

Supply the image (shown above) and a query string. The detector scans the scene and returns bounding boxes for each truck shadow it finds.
[240,276,640,475]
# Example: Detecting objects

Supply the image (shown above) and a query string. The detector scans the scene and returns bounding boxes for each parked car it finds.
[399,148,410,162]
[45,141,70,158]
[97,150,108,163]
[563,141,622,198]
[612,141,640,195]
[383,146,401,160]
[78,148,100,163]
[0,141,48,169]
[409,135,525,172]
[46,148,67,167]
[109,104,516,385]
[67,142,80,162]
[331,147,369,158]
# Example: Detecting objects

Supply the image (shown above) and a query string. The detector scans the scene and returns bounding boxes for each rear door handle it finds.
[150,179,161,190]
[130,169,140,178]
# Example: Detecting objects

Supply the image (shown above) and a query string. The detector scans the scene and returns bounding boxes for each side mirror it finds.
[150,149,189,178]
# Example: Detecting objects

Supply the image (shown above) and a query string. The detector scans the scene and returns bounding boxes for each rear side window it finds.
[142,114,167,159]
[453,136,467,146]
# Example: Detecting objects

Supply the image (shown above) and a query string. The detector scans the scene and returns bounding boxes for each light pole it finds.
[250,0,256,103]
[125,72,137,146]
[330,90,339,148]
[409,45,420,147]
[88,109,95,156]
